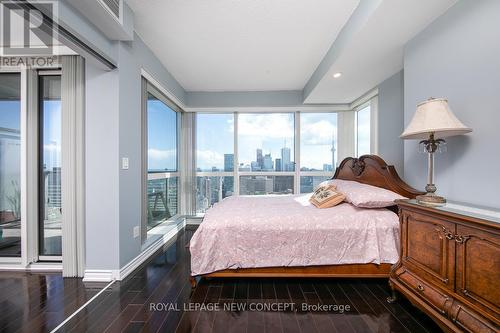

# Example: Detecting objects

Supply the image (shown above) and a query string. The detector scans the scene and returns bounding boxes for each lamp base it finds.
[416,193,446,207]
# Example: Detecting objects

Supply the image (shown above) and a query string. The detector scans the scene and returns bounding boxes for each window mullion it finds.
[234,112,239,196]
[295,111,300,194]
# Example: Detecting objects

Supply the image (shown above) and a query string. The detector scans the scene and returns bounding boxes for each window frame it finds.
[37,70,63,261]
[0,68,26,264]
[141,78,181,242]
[194,112,236,213]
[1,64,67,267]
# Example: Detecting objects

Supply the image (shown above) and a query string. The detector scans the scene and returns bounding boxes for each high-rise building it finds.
[47,167,62,208]
[240,176,273,195]
[251,161,260,171]
[256,149,263,169]
[275,158,282,171]
[223,154,234,195]
[263,153,273,170]
[224,154,234,171]
[273,176,293,193]
[281,147,291,171]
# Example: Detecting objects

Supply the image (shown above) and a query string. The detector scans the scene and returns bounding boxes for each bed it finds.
[189,155,422,286]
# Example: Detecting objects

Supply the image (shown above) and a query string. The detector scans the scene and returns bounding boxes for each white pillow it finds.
[318,179,406,208]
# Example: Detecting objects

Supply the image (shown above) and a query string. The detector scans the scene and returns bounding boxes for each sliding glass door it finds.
[0,73,22,258]
[38,73,62,258]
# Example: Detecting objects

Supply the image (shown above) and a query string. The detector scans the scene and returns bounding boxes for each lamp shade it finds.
[401,98,472,140]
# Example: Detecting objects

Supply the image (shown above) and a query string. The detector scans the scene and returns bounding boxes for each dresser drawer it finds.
[401,209,456,290]
[398,269,451,315]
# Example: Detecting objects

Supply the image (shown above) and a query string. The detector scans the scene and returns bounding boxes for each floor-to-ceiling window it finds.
[38,73,62,258]
[195,113,234,213]
[356,104,371,156]
[238,113,295,195]
[0,73,21,257]
[143,81,179,232]
[300,113,338,193]
[195,112,346,212]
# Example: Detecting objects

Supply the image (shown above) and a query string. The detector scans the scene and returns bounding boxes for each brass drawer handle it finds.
[417,284,425,292]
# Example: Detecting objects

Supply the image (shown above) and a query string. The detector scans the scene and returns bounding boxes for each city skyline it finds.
[197,139,336,172]
[196,113,338,171]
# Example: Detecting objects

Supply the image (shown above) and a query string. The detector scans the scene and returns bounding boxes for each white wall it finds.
[404,0,500,208]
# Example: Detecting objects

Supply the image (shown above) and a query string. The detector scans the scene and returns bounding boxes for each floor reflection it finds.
[0,272,106,333]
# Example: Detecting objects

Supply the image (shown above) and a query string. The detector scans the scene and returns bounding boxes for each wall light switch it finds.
[122,157,129,170]
[133,226,140,238]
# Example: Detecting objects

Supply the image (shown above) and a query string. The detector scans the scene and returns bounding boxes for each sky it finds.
[147,96,177,171]
[42,100,62,170]
[0,101,20,130]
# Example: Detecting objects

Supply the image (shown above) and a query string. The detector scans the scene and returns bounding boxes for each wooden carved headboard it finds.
[333,155,423,199]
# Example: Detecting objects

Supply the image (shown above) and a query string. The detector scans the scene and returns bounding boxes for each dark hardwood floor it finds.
[0,226,442,332]
[0,271,106,332]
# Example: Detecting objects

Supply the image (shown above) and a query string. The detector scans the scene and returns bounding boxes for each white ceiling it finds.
[305,0,457,103]
[126,0,457,103]
[126,0,359,92]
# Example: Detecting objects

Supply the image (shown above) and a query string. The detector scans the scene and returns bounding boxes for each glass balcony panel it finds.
[196,176,234,213]
[239,175,293,195]
[147,176,178,230]
[300,176,331,194]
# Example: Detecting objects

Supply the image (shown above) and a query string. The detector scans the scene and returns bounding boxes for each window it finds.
[300,113,337,171]
[147,92,177,172]
[299,113,337,193]
[39,74,62,257]
[356,104,371,156]
[144,81,179,233]
[196,113,234,172]
[195,113,234,212]
[238,113,295,196]
[238,113,294,172]
[0,73,21,257]
[194,107,375,213]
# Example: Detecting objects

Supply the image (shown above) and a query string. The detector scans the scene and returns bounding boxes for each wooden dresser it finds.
[389,200,500,332]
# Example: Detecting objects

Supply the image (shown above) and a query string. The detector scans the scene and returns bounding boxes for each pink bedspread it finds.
[190,194,400,276]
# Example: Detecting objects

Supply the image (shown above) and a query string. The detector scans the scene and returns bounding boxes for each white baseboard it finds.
[119,220,185,281]
[28,262,63,271]
[83,269,119,282]
[83,219,185,283]
[0,262,62,272]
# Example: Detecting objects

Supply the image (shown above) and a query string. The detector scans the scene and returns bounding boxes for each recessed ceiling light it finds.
[333,72,342,78]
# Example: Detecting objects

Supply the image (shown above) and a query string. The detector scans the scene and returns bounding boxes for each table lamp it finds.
[401,98,472,206]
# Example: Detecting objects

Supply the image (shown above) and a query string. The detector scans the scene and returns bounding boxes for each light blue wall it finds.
[377,70,405,175]
[116,34,188,267]
[187,90,303,108]
[404,0,500,208]
[85,64,121,270]
[85,35,188,270]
